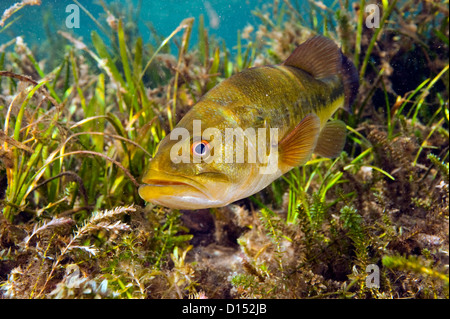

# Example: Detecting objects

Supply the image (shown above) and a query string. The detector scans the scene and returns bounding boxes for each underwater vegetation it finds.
[0,0,448,299]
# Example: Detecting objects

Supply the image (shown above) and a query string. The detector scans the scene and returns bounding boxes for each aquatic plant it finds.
[0,0,448,299]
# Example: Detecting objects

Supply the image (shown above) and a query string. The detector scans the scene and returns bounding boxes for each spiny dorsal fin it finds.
[283,35,360,111]
[279,113,320,167]
[283,36,341,79]
[314,120,347,158]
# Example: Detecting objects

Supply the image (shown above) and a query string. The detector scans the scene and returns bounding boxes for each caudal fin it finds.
[282,35,359,111]
[340,52,359,111]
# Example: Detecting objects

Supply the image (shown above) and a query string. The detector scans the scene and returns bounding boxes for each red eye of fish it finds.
[191,140,210,157]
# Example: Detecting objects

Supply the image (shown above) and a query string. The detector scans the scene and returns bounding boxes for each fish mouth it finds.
[138,169,220,209]
[140,169,208,194]
[143,180,194,187]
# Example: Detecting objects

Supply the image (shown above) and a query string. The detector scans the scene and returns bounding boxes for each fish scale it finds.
[202,65,342,134]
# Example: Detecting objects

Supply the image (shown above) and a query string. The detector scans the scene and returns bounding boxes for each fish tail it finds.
[339,51,359,112]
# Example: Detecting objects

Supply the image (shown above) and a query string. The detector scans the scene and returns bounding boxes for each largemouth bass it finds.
[139,35,359,209]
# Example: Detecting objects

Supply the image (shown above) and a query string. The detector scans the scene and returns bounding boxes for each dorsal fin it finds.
[283,35,359,110]
[283,36,341,79]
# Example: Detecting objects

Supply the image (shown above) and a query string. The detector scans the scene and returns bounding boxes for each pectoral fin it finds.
[314,120,347,158]
[279,113,320,167]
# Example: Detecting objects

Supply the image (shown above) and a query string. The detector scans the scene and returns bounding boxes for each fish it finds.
[138,35,359,209]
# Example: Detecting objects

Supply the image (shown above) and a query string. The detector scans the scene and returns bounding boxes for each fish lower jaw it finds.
[151,196,227,210]
[138,183,225,210]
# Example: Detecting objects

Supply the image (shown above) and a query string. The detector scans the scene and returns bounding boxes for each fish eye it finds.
[191,140,210,157]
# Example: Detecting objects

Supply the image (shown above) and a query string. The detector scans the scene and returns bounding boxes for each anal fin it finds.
[314,120,347,158]
[279,113,320,167]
